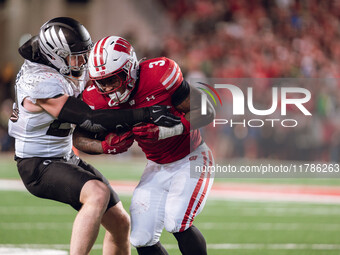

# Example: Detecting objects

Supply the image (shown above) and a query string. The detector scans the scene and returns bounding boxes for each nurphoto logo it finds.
[197,80,312,128]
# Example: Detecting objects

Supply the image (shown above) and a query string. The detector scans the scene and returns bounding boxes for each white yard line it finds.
[1,221,338,231]
[0,206,72,215]
[2,243,340,251]
[2,179,340,204]
[0,222,72,230]
[0,179,26,191]
[0,247,67,255]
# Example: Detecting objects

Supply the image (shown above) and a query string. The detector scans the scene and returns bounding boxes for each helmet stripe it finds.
[39,42,50,56]
[44,29,58,50]
[99,36,110,68]
[93,38,101,71]
[39,30,51,53]
[50,26,64,50]
[58,29,71,52]
[93,36,109,71]
[114,38,132,54]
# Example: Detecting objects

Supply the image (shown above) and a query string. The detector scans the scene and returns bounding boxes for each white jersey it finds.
[8,60,88,158]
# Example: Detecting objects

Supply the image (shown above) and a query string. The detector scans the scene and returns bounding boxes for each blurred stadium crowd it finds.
[1,0,340,162]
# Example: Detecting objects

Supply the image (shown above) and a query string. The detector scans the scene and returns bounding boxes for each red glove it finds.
[101,131,134,154]
[132,124,160,143]
[133,117,188,143]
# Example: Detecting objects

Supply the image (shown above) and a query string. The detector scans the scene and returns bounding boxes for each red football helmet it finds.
[88,36,139,106]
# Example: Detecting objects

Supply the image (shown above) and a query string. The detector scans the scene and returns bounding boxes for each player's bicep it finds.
[172,80,201,113]
[174,82,215,129]
[37,94,69,118]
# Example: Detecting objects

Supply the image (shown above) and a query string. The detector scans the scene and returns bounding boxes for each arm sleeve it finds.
[171,80,190,106]
[58,96,149,133]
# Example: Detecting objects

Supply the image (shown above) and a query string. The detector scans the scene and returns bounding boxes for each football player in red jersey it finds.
[73,36,215,255]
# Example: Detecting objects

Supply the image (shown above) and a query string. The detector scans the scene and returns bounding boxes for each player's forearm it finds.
[73,130,103,155]
[58,96,147,133]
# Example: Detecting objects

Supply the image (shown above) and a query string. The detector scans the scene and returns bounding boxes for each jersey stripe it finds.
[162,62,178,86]
[166,72,180,90]
[162,62,182,90]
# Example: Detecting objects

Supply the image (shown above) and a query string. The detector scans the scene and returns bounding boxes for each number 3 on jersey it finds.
[149,60,165,68]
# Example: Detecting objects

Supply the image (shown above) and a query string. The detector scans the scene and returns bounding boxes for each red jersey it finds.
[82,57,202,164]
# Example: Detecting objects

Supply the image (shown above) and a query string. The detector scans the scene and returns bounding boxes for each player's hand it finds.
[146,105,181,127]
[101,131,134,154]
[132,124,159,143]
[10,107,19,123]
[133,123,184,143]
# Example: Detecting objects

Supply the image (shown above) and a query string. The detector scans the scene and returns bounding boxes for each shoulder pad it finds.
[16,61,70,103]
[141,57,183,93]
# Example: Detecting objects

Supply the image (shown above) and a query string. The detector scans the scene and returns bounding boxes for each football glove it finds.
[146,105,182,127]
[132,121,186,143]
[101,131,134,154]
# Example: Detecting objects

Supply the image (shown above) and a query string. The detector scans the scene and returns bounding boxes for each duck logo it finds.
[197,82,222,115]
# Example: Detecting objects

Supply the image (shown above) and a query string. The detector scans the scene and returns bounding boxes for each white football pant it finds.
[130,143,214,247]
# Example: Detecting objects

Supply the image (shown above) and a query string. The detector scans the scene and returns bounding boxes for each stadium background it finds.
[1,0,340,254]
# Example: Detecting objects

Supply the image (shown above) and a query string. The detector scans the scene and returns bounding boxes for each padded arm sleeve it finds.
[58,96,148,132]
[171,80,190,106]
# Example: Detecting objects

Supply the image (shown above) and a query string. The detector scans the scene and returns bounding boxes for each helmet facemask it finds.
[66,50,90,78]
[94,60,135,106]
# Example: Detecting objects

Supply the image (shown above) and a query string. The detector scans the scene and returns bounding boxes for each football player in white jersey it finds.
[8,17,181,255]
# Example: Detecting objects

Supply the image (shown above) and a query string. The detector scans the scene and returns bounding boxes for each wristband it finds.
[158,123,184,140]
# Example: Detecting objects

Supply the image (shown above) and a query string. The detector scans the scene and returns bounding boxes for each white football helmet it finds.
[88,36,139,106]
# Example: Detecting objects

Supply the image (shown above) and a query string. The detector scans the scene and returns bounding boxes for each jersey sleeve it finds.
[23,77,65,104]
[81,84,97,109]
[159,58,184,95]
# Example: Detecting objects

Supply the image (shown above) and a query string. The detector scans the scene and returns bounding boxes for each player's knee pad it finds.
[164,214,180,233]
[130,229,159,247]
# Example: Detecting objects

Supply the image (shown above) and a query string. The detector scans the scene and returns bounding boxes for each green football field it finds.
[1,154,340,255]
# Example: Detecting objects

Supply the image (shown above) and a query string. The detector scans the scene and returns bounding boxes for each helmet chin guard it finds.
[108,89,131,107]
